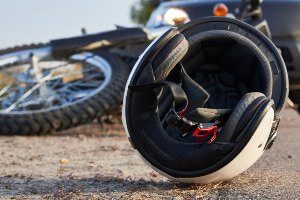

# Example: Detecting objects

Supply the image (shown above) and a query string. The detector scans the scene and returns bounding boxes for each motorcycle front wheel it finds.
[0,45,129,135]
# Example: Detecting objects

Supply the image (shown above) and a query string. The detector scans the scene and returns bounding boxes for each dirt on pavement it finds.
[0,108,299,199]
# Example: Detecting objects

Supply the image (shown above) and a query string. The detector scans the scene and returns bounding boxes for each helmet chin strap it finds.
[130,62,233,144]
[163,108,223,144]
[161,64,235,143]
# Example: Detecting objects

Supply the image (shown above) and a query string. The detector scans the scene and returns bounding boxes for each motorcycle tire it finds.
[0,45,129,135]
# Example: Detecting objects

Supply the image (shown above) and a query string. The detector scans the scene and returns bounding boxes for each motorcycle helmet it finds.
[122,17,288,184]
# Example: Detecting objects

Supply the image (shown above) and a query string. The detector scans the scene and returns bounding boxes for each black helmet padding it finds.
[217,92,267,142]
[153,33,188,82]
[186,108,232,123]
[138,112,236,171]
[187,30,273,98]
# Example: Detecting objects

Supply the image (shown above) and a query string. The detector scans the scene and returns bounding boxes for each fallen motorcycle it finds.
[0,28,158,135]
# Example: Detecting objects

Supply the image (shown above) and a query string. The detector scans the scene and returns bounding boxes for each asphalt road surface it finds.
[0,108,299,199]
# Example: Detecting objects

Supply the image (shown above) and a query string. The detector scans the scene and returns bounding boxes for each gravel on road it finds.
[0,108,299,199]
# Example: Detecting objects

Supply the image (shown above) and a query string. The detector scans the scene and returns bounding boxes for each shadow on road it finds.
[1,173,243,198]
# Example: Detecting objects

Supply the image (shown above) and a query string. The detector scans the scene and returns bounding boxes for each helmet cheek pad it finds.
[122,17,288,183]
[217,92,268,142]
[152,32,189,82]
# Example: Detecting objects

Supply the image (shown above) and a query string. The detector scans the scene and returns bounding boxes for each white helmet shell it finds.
[122,17,288,183]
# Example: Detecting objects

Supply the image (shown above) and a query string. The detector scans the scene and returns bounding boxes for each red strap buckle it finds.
[192,125,218,144]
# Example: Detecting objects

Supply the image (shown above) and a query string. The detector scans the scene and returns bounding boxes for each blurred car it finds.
[146,0,300,112]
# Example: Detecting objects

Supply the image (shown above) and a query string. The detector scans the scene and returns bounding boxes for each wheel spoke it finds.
[3,80,46,112]
[0,53,109,112]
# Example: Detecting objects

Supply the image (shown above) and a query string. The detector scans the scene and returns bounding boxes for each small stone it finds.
[59,158,70,164]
